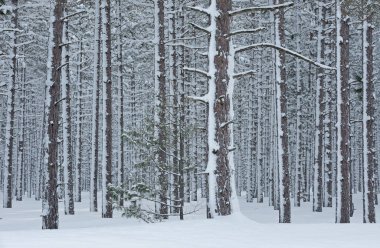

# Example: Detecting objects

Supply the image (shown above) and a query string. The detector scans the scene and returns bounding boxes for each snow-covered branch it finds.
[189,22,210,33]
[61,10,87,21]
[186,94,209,103]
[183,67,210,78]
[229,2,294,16]
[186,5,210,15]
[233,70,256,79]
[229,27,266,37]
[0,5,12,14]
[235,43,335,70]
[0,28,23,33]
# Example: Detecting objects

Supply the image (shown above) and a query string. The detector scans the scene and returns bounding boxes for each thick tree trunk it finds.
[211,0,234,216]
[335,0,350,223]
[61,15,74,215]
[42,0,66,230]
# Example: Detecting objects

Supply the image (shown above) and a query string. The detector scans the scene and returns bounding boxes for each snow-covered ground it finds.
[1,193,380,248]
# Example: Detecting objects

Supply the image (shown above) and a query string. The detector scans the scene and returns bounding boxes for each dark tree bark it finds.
[275,0,291,223]
[42,0,66,230]
[362,13,376,223]
[154,0,168,219]
[90,0,102,213]
[102,0,113,219]
[117,0,124,207]
[213,0,233,216]
[3,0,18,209]
[62,13,74,216]
[313,1,326,213]
[336,1,351,223]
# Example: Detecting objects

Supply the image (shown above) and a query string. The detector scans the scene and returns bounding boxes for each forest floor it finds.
[1,192,380,248]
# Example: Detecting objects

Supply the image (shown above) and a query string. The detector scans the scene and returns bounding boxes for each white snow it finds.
[1,193,380,248]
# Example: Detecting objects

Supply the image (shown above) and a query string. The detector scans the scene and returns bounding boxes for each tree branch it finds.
[229,27,266,37]
[235,43,335,70]
[183,67,210,78]
[229,2,294,16]
[189,22,210,33]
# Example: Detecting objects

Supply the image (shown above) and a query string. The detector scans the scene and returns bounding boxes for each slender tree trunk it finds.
[90,0,102,213]
[101,0,113,219]
[275,0,291,223]
[154,0,168,219]
[74,41,83,203]
[116,0,125,207]
[313,0,326,213]
[3,0,19,209]
[362,13,376,223]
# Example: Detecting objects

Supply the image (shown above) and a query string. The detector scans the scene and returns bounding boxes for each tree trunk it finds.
[3,0,19,209]
[42,0,66,230]
[101,0,113,219]
[275,0,291,223]
[61,13,74,216]
[335,0,350,223]
[90,0,102,213]
[313,0,326,213]
[362,13,376,223]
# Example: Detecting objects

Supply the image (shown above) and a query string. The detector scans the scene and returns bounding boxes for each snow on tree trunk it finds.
[169,0,180,214]
[3,0,18,209]
[16,60,25,202]
[313,0,325,213]
[90,0,102,213]
[204,0,236,217]
[335,0,350,223]
[274,0,291,223]
[294,0,302,207]
[42,0,66,230]
[116,0,125,207]
[101,0,113,219]
[74,41,83,203]
[154,0,168,219]
[61,13,74,215]
[362,14,376,223]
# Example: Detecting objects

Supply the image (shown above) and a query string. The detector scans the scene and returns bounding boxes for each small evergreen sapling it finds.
[109,183,156,223]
